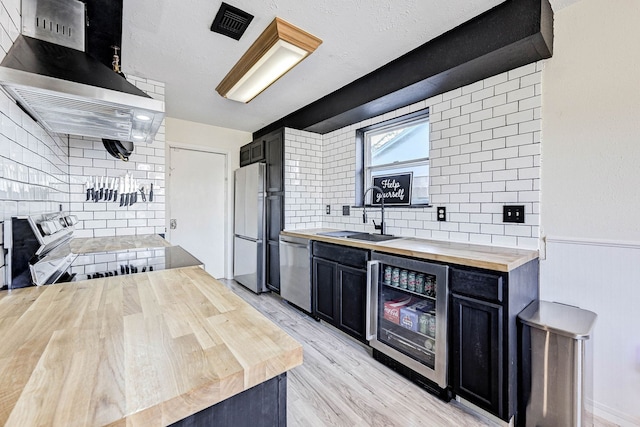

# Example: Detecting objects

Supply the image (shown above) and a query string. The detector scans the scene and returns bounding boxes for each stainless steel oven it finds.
[3,212,203,290]
[367,252,449,388]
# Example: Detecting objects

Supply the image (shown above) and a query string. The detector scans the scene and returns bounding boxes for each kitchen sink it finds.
[316,230,361,237]
[345,233,398,242]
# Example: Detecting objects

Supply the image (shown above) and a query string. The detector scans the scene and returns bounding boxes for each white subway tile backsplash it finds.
[462,80,484,95]
[482,94,506,109]
[507,86,536,103]
[316,63,541,250]
[508,62,538,79]
[64,77,166,238]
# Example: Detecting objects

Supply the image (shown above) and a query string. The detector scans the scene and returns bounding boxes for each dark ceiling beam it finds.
[254,0,553,139]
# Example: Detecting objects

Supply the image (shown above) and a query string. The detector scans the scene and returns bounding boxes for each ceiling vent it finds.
[210,2,253,40]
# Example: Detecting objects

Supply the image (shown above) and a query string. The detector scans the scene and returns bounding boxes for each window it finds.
[356,110,430,206]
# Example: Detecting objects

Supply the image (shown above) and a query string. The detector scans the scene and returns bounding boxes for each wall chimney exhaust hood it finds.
[0,0,164,144]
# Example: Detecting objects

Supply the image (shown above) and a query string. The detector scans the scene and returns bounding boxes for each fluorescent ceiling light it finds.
[216,17,322,103]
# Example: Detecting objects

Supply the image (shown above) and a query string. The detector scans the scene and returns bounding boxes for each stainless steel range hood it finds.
[0,0,164,144]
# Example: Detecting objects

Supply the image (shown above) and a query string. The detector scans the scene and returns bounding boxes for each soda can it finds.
[391,268,400,287]
[415,274,425,294]
[383,266,392,286]
[426,312,436,338]
[407,272,416,292]
[399,270,408,289]
[425,276,435,296]
[419,313,429,334]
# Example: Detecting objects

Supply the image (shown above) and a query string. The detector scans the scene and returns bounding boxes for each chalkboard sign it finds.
[372,173,412,206]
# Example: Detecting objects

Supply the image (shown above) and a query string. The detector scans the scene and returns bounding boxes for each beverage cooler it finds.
[366,252,449,389]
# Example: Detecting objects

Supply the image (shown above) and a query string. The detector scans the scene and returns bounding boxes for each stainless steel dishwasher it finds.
[279,234,312,313]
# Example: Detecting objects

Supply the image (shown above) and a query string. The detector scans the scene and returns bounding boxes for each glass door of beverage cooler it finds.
[366,252,449,388]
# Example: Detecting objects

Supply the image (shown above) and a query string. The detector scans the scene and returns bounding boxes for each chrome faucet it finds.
[363,185,385,235]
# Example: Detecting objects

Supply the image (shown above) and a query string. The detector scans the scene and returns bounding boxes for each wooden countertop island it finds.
[0,266,303,426]
[70,234,171,254]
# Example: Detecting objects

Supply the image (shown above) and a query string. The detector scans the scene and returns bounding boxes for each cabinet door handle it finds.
[366,260,380,341]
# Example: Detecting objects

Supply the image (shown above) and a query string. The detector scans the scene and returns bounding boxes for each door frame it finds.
[166,141,231,278]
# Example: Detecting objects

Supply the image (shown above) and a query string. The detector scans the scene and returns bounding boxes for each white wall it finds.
[541,0,640,424]
[165,117,251,278]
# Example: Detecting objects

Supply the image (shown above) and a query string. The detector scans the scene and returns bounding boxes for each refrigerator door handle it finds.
[366,260,380,341]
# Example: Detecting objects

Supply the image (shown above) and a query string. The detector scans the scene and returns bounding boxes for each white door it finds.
[168,146,226,278]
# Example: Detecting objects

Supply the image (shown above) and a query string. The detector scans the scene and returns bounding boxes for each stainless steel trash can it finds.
[518,301,597,427]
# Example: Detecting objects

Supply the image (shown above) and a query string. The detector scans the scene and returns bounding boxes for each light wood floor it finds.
[219,279,498,427]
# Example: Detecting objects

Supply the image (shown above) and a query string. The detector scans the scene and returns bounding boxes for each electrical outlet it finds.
[342,205,350,216]
[503,205,525,223]
[437,206,446,221]
[326,205,331,215]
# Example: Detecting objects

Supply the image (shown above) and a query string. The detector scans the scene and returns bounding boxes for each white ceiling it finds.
[121,0,579,134]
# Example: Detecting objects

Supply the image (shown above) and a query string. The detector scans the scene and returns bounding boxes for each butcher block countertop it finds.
[281,228,538,272]
[0,266,303,426]
[70,234,171,254]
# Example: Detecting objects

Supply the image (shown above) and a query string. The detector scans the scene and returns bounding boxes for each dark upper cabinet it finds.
[250,139,265,163]
[239,144,251,166]
[265,131,283,193]
[448,260,538,424]
[312,241,369,342]
[240,139,266,167]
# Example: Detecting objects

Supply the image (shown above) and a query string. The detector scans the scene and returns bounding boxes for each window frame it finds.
[355,108,431,207]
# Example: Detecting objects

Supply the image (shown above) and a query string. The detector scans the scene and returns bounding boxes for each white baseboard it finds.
[593,401,640,427]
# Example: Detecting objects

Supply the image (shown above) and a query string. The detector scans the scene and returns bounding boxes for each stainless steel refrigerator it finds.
[233,163,267,293]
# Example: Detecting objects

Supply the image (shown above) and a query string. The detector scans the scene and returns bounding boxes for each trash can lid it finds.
[518,300,597,339]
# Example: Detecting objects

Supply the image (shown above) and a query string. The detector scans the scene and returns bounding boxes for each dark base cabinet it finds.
[312,242,369,342]
[450,294,503,415]
[170,373,287,427]
[337,265,367,338]
[449,259,539,425]
[313,257,337,323]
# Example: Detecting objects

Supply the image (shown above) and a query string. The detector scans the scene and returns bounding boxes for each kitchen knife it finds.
[93,175,99,202]
[124,175,130,206]
[129,178,134,205]
[128,175,134,206]
[106,178,112,201]
[119,177,125,206]
[149,183,154,202]
[85,180,91,201]
[89,177,95,201]
[98,176,104,200]
[132,179,137,204]
[113,178,119,202]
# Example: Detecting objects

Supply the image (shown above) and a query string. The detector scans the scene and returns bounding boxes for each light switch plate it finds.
[503,205,525,223]
[437,206,446,221]
[342,205,350,216]
[326,205,331,215]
